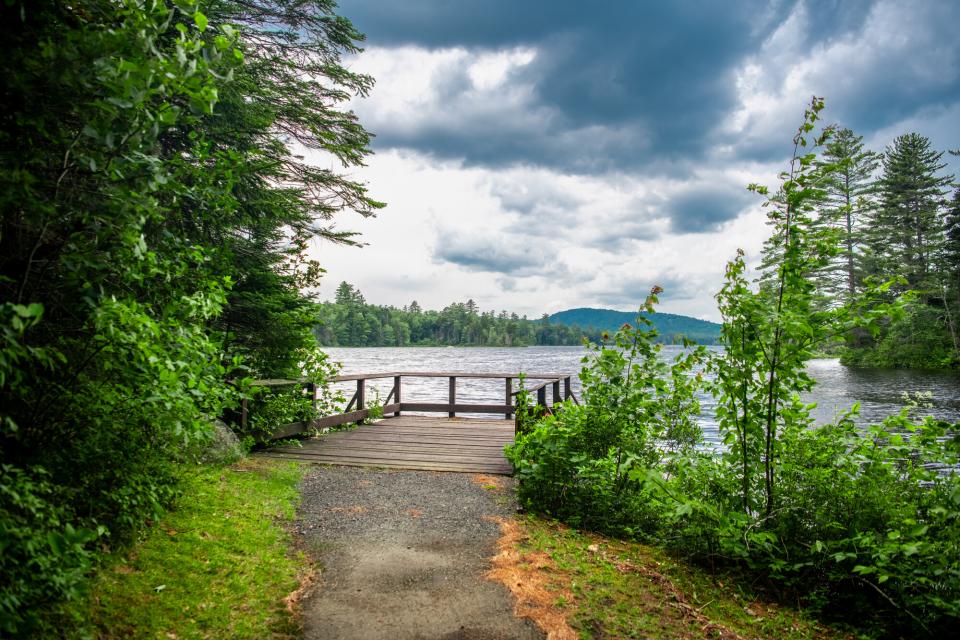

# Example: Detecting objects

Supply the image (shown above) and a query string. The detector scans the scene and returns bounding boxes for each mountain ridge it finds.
[548,307,721,344]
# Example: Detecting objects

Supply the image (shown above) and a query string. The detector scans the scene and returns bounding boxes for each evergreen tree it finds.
[814,127,880,304]
[844,135,956,368]
[945,188,960,288]
[864,133,953,299]
[335,281,356,304]
[938,187,960,358]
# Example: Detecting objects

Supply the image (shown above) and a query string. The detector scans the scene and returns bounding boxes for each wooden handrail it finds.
[509,380,556,395]
[250,371,575,385]
[243,370,578,441]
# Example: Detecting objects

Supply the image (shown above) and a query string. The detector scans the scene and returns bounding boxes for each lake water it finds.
[322,346,960,448]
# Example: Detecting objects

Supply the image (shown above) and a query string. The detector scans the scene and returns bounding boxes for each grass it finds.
[492,515,851,640]
[64,458,310,639]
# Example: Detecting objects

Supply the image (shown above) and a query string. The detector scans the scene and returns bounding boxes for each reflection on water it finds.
[802,358,960,425]
[322,346,960,448]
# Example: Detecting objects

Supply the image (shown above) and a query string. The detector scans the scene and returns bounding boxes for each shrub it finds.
[0,465,102,635]
[508,289,707,537]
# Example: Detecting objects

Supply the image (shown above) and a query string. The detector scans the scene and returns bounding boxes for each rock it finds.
[198,419,244,464]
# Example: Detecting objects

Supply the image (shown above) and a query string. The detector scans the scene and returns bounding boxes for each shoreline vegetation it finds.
[315,281,722,348]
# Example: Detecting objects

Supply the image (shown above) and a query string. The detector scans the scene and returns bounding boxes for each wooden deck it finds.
[259,415,515,475]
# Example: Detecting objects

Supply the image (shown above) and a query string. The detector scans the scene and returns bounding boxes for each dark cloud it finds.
[433,229,562,276]
[340,0,960,173]
[341,0,768,170]
[664,184,756,233]
[723,1,960,163]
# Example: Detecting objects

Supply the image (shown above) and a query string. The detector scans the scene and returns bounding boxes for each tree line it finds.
[315,282,588,346]
[777,128,959,368]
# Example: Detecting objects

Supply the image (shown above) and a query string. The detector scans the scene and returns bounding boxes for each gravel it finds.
[295,466,543,640]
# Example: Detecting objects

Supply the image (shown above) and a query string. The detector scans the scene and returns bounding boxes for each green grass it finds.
[516,516,849,640]
[64,458,310,639]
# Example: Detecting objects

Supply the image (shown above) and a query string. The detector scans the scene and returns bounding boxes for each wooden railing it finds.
[244,371,578,441]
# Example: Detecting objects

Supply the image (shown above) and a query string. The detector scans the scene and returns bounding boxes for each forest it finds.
[786,129,959,368]
[314,282,588,346]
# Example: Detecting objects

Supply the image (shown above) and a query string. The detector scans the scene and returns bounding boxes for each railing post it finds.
[307,381,317,412]
[394,375,402,416]
[448,376,456,418]
[552,379,561,406]
[564,376,572,400]
[537,386,546,414]
[505,377,513,420]
[241,397,248,430]
[356,378,366,424]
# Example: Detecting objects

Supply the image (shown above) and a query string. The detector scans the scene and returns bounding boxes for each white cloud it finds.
[305,148,771,322]
[304,2,958,323]
[346,45,547,140]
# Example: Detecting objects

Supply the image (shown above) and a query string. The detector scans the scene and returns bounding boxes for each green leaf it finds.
[194,11,208,32]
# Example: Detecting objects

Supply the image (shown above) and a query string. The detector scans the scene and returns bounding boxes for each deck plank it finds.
[259,415,517,474]
[275,442,510,456]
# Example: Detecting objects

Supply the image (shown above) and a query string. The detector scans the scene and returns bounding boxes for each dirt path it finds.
[295,466,543,640]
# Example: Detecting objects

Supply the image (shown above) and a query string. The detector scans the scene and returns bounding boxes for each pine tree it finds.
[814,127,879,304]
[939,187,960,358]
[864,133,953,299]
[946,188,960,286]
[846,135,957,367]
[335,281,356,305]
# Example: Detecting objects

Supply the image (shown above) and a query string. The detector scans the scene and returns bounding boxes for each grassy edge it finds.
[62,457,311,639]
[491,515,853,640]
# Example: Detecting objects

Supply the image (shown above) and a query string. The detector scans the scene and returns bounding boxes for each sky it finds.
[306,0,960,322]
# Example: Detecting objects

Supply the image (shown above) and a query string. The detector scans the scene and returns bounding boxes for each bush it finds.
[508,293,960,636]
[843,303,957,369]
[508,290,707,537]
[0,465,102,635]
[236,346,344,445]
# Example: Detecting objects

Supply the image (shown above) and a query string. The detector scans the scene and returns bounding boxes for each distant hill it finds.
[548,307,722,345]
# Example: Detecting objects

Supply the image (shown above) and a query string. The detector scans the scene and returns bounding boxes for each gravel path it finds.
[295,466,543,640]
